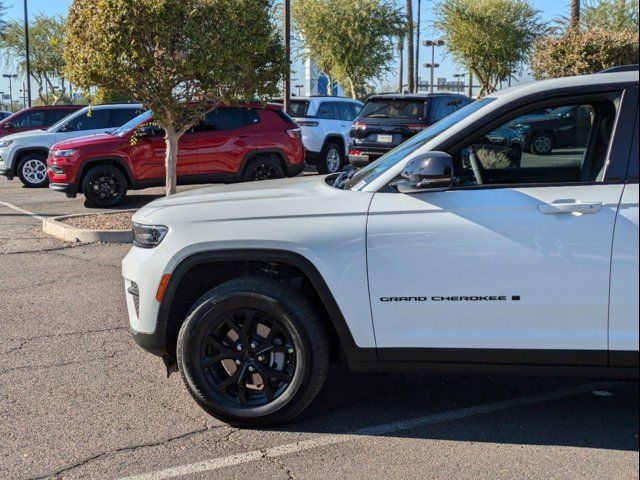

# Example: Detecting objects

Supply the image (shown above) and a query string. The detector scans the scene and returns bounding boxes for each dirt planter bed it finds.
[42,210,135,244]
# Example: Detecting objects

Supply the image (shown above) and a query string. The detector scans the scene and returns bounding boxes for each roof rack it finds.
[599,64,639,73]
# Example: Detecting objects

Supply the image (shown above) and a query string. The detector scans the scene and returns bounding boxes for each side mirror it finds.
[4,121,15,129]
[59,123,73,132]
[137,125,163,137]
[395,152,454,193]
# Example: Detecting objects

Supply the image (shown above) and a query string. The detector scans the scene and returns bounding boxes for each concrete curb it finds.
[42,212,134,244]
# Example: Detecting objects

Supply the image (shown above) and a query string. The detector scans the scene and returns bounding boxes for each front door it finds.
[367,94,627,365]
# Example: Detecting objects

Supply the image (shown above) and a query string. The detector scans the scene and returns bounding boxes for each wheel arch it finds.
[242,149,288,178]
[158,249,375,366]
[322,135,347,156]
[13,147,50,175]
[76,157,135,192]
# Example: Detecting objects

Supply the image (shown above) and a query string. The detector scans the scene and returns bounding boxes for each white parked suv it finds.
[0,104,144,187]
[281,96,362,174]
[123,70,639,426]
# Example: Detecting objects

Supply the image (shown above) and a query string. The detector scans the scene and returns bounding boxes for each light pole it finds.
[423,63,440,92]
[295,84,304,96]
[453,73,465,94]
[3,74,18,111]
[0,92,4,111]
[283,0,291,113]
[422,40,444,94]
[24,0,32,107]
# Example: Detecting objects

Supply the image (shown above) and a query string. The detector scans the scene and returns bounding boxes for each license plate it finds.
[377,134,393,144]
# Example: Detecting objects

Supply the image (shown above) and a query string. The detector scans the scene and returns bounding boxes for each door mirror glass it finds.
[395,152,454,193]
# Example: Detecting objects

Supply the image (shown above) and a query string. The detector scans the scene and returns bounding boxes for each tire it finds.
[82,164,128,208]
[243,157,285,182]
[17,154,49,188]
[317,141,344,174]
[177,277,330,426]
[530,132,554,155]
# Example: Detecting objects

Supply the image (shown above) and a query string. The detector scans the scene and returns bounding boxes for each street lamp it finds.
[24,0,32,108]
[295,84,304,96]
[0,91,4,111]
[453,73,465,94]
[423,63,440,92]
[3,74,18,111]
[422,39,445,94]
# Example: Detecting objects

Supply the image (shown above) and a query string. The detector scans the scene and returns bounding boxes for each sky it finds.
[1,0,571,104]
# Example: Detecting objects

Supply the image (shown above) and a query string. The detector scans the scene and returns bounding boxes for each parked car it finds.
[348,93,472,166]
[276,96,362,174]
[463,125,526,168]
[0,104,144,187]
[123,69,638,426]
[509,105,593,155]
[0,105,83,138]
[0,111,13,120]
[47,104,305,207]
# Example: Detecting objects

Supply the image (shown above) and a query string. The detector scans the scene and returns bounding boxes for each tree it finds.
[582,0,639,31]
[406,0,415,93]
[1,14,69,105]
[570,0,581,30]
[0,1,7,36]
[293,0,404,99]
[532,29,639,78]
[65,0,285,196]
[434,0,543,97]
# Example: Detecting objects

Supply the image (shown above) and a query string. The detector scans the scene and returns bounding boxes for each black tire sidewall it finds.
[82,165,127,208]
[17,155,49,188]
[317,142,344,174]
[243,158,285,182]
[177,279,329,426]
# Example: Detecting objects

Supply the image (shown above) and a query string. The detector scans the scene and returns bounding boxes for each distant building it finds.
[303,58,344,97]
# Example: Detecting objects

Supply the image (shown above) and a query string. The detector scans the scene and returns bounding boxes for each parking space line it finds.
[0,199,47,222]
[120,381,614,480]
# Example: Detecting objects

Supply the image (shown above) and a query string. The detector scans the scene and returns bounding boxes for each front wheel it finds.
[530,132,554,155]
[17,154,49,188]
[82,165,128,208]
[177,277,330,426]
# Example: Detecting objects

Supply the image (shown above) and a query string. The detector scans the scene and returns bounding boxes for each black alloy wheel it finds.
[82,165,128,208]
[244,157,285,182]
[177,278,330,426]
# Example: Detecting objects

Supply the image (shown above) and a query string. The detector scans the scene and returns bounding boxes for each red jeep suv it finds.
[47,105,305,207]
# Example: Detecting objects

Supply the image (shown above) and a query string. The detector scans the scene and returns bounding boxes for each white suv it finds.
[283,97,362,174]
[0,104,143,187]
[123,71,639,426]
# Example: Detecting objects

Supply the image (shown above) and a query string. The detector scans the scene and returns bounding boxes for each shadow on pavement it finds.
[266,366,639,452]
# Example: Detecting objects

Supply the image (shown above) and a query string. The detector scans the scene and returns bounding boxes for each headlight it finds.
[0,140,13,148]
[132,223,169,248]
[52,149,78,158]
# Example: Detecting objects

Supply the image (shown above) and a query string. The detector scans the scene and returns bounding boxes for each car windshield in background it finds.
[112,111,153,137]
[359,99,425,119]
[344,97,496,190]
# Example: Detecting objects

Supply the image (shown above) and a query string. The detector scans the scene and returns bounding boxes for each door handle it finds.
[538,202,603,215]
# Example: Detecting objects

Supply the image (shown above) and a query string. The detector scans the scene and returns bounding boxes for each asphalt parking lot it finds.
[1,177,638,480]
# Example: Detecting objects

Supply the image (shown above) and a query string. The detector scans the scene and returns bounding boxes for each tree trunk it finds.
[570,0,581,30]
[348,78,357,99]
[406,0,415,93]
[398,36,404,92]
[164,129,180,196]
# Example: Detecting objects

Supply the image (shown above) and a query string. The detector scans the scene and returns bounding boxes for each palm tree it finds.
[398,36,405,92]
[570,0,581,30]
[406,0,415,93]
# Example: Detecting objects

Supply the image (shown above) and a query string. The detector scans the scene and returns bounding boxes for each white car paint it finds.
[123,71,638,363]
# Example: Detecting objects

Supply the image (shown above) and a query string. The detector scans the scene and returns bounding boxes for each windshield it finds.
[48,108,87,132]
[359,99,425,119]
[344,98,495,190]
[111,110,153,137]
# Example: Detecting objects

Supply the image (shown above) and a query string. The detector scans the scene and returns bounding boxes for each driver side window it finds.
[453,99,616,186]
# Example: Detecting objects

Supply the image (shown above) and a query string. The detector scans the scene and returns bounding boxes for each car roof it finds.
[367,93,469,102]
[289,96,361,103]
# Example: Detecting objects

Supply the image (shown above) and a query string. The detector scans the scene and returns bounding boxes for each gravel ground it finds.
[59,211,135,231]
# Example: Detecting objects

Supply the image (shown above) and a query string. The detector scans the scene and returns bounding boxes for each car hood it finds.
[1,129,52,143]
[53,133,122,150]
[134,175,374,225]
